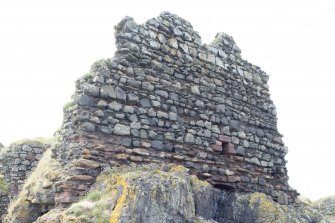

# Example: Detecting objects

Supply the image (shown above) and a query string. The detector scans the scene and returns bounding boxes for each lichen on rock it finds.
[6,164,328,223]
[34,164,197,223]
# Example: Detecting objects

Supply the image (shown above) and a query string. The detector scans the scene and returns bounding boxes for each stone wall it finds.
[0,141,50,219]
[54,12,298,205]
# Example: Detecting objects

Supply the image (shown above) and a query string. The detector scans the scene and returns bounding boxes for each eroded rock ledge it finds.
[6,164,327,223]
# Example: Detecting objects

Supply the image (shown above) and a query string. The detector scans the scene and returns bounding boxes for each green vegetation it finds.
[84,191,103,202]
[63,101,76,112]
[0,174,8,193]
[67,200,112,223]
[92,58,107,66]
[9,137,53,148]
[66,186,117,222]
[82,72,93,81]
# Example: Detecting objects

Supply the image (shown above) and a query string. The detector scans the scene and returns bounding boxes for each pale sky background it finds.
[0,0,334,200]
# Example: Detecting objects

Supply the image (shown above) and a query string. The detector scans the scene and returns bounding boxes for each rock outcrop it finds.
[7,164,328,223]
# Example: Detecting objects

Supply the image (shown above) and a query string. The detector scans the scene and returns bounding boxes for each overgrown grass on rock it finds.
[63,101,76,112]
[8,137,53,148]
[0,174,8,193]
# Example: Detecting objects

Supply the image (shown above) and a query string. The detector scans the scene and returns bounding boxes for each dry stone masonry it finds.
[0,141,50,218]
[54,11,298,206]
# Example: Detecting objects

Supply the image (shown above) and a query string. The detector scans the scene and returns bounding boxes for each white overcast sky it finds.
[1,0,334,200]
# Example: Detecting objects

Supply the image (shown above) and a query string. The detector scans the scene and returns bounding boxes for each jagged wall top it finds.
[112,12,267,85]
[115,12,242,56]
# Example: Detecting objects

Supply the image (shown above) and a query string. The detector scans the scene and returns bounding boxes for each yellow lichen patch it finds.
[109,175,130,223]
[110,176,128,223]
[190,175,210,187]
[249,192,286,223]
[169,165,187,173]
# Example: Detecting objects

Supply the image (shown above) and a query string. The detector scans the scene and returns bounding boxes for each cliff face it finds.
[1,11,331,223]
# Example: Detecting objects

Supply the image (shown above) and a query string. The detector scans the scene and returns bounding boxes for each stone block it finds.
[224,143,236,155]
[219,135,231,143]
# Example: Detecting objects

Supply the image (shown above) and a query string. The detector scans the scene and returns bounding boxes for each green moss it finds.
[63,101,76,112]
[82,72,93,81]
[66,197,113,223]
[92,58,107,66]
[8,137,53,148]
[84,191,102,202]
[0,174,8,193]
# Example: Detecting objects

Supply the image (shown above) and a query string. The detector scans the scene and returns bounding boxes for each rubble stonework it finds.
[0,141,50,218]
[52,11,298,205]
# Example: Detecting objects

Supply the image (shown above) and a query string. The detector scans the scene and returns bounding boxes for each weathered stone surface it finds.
[113,124,131,136]
[185,133,195,143]
[139,98,151,108]
[76,94,94,106]
[108,101,122,111]
[74,158,100,168]
[82,122,95,132]
[115,86,126,101]
[151,140,164,150]
[100,85,116,98]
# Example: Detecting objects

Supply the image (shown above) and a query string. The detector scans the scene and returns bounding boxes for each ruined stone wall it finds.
[55,12,298,205]
[0,141,49,218]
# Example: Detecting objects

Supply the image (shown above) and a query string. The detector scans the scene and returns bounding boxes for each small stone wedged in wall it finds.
[54,11,298,207]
